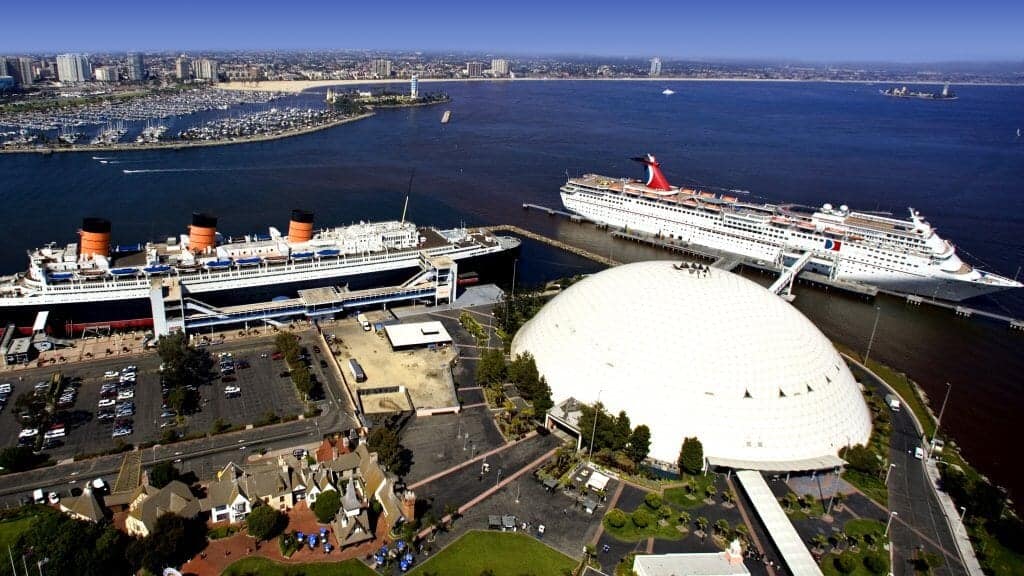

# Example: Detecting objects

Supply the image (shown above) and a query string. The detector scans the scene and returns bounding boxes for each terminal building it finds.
[512,260,872,472]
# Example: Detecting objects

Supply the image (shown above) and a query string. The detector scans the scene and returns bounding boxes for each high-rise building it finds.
[466,61,483,77]
[194,58,219,82]
[370,59,392,79]
[126,52,146,82]
[94,66,118,82]
[490,59,509,77]
[56,53,92,83]
[410,74,419,99]
[12,57,34,87]
[649,57,662,77]
[175,56,192,81]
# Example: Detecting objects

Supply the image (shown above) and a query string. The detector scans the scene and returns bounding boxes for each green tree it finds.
[14,509,133,576]
[606,508,628,528]
[631,508,651,528]
[312,490,342,523]
[864,554,888,575]
[368,426,401,470]
[835,554,858,574]
[507,353,553,414]
[128,514,208,574]
[247,504,286,542]
[715,518,730,536]
[841,444,881,476]
[677,510,691,526]
[0,446,46,472]
[644,492,663,510]
[148,461,181,489]
[678,437,704,475]
[612,411,632,451]
[476,348,507,386]
[627,425,651,464]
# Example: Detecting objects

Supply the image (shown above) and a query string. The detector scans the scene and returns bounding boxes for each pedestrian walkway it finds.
[735,470,822,576]
[408,430,537,490]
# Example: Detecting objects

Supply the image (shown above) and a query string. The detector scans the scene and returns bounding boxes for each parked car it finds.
[98,399,115,408]
[97,410,115,420]
[103,371,119,380]
[117,390,134,401]
[160,410,177,418]
[112,427,132,438]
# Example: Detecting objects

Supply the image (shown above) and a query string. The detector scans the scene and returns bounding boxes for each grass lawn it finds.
[221,557,375,576]
[820,550,888,576]
[408,530,576,576]
[0,516,35,552]
[603,513,688,543]
[844,518,885,540]
[842,469,888,508]
[663,474,717,510]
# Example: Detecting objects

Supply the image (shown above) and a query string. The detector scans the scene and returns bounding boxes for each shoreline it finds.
[0,111,376,155]
[216,76,1024,94]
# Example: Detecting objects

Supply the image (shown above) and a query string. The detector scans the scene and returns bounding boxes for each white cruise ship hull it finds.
[561,189,1015,302]
[0,237,516,308]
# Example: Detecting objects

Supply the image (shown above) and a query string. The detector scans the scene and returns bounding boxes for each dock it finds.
[483,224,620,267]
[884,289,1024,328]
[522,203,584,222]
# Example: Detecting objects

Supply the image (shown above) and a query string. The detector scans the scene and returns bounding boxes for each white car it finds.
[98,398,116,408]
[117,390,134,401]
[0,383,12,394]
[224,386,241,396]
[103,370,119,379]
[18,428,38,439]
[122,365,137,373]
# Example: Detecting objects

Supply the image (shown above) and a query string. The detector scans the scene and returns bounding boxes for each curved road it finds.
[846,361,966,576]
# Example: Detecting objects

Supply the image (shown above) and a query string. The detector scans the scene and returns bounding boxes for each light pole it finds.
[36,557,47,576]
[863,306,881,365]
[930,382,952,458]
[588,390,602,462]
[959,506,968,523]
[884,511,898,536]
[884,463,896,485]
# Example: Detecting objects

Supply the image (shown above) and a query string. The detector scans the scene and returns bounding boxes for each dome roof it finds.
[511,261,872,470]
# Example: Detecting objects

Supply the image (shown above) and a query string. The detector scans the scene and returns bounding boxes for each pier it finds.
[521,203,584,222]
[483,224,620,267]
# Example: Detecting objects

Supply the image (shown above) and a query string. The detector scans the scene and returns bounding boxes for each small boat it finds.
[204,260,232,269]
[236,257,262,267]
[316,249,341,257]
[291,251,314,261]
[143,265,172,275]
[49,272,75,281]
[441,110,451,124]
[109,268,138,276]
[264,255,288,263]
[662,89,675,95]
[79,269,106,277]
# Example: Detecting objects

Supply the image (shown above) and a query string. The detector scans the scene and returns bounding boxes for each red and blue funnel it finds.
[631,154,672,191]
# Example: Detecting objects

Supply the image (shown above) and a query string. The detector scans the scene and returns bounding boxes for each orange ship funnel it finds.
[189,212,218,253]
[288,209,315,243]
[79,217,111,259]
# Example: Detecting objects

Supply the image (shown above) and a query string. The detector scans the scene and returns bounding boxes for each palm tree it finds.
[677,510,691,526]
[811,534,829,553]
[696,516,709,541]
[715,518,731,536]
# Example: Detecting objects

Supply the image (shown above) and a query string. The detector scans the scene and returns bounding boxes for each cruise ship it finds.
[0,210,520,313]
[561,155,1021,301]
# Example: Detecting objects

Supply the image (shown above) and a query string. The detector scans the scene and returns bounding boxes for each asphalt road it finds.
[847,361,966,576]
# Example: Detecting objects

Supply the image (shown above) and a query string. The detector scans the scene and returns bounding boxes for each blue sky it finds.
[3,0,1022,61]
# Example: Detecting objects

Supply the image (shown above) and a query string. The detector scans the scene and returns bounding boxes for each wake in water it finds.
[122,164,345,175]
[91,156,114,160]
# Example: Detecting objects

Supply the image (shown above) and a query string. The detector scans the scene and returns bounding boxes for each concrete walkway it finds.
[408,430,537,490]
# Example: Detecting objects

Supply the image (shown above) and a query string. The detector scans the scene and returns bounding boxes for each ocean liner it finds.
[560,155,1020,301]
[0,210,519,312]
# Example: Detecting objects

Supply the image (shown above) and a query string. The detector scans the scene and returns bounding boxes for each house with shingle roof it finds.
[124,480,201,537]
[59,486,106,523]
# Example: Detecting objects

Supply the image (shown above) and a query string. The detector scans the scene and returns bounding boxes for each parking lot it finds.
[0,336,308,460]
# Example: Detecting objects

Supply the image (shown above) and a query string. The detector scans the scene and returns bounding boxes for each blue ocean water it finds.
[2,80,1023,498]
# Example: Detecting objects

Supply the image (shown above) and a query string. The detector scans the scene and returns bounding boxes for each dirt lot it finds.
[329,315,459,412]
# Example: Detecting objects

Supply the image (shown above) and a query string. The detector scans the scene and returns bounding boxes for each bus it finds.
[348,358,366,382]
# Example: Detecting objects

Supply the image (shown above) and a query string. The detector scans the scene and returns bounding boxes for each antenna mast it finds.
[401,169,415,224]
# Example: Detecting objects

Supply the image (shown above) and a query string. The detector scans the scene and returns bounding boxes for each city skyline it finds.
[2,0,1022,62]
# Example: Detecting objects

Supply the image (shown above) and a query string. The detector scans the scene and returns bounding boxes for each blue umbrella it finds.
[397,540,406,551]
[404,552,414,563]
[296,531,305,540]
[320,527,327,536]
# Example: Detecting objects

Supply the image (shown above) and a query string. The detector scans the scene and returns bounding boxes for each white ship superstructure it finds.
[561,155,1020,301]
[0,210,519,307]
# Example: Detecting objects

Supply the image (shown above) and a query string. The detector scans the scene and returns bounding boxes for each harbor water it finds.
[1,80,1022,501]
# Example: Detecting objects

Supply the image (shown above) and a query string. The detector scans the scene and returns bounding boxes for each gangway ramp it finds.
[769,251,814,298]
[735,470,823,576]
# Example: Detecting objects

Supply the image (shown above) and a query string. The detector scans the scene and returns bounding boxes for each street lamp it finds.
[929,382,952,459]
[959,506,968,523]
[588,390,603,462]
[884,511,898,537]
[863,306,881,365]
[884,463,896,485]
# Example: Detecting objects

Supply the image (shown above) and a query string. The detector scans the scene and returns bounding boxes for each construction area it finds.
[331,310,460,417]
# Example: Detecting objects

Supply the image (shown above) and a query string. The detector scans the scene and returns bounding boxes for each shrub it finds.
[835,554,858,574]
[631,508,651,528]
[864,554,887,575]
[606,508,628,528]
[644,492,663,510]
[657,505,672,519]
